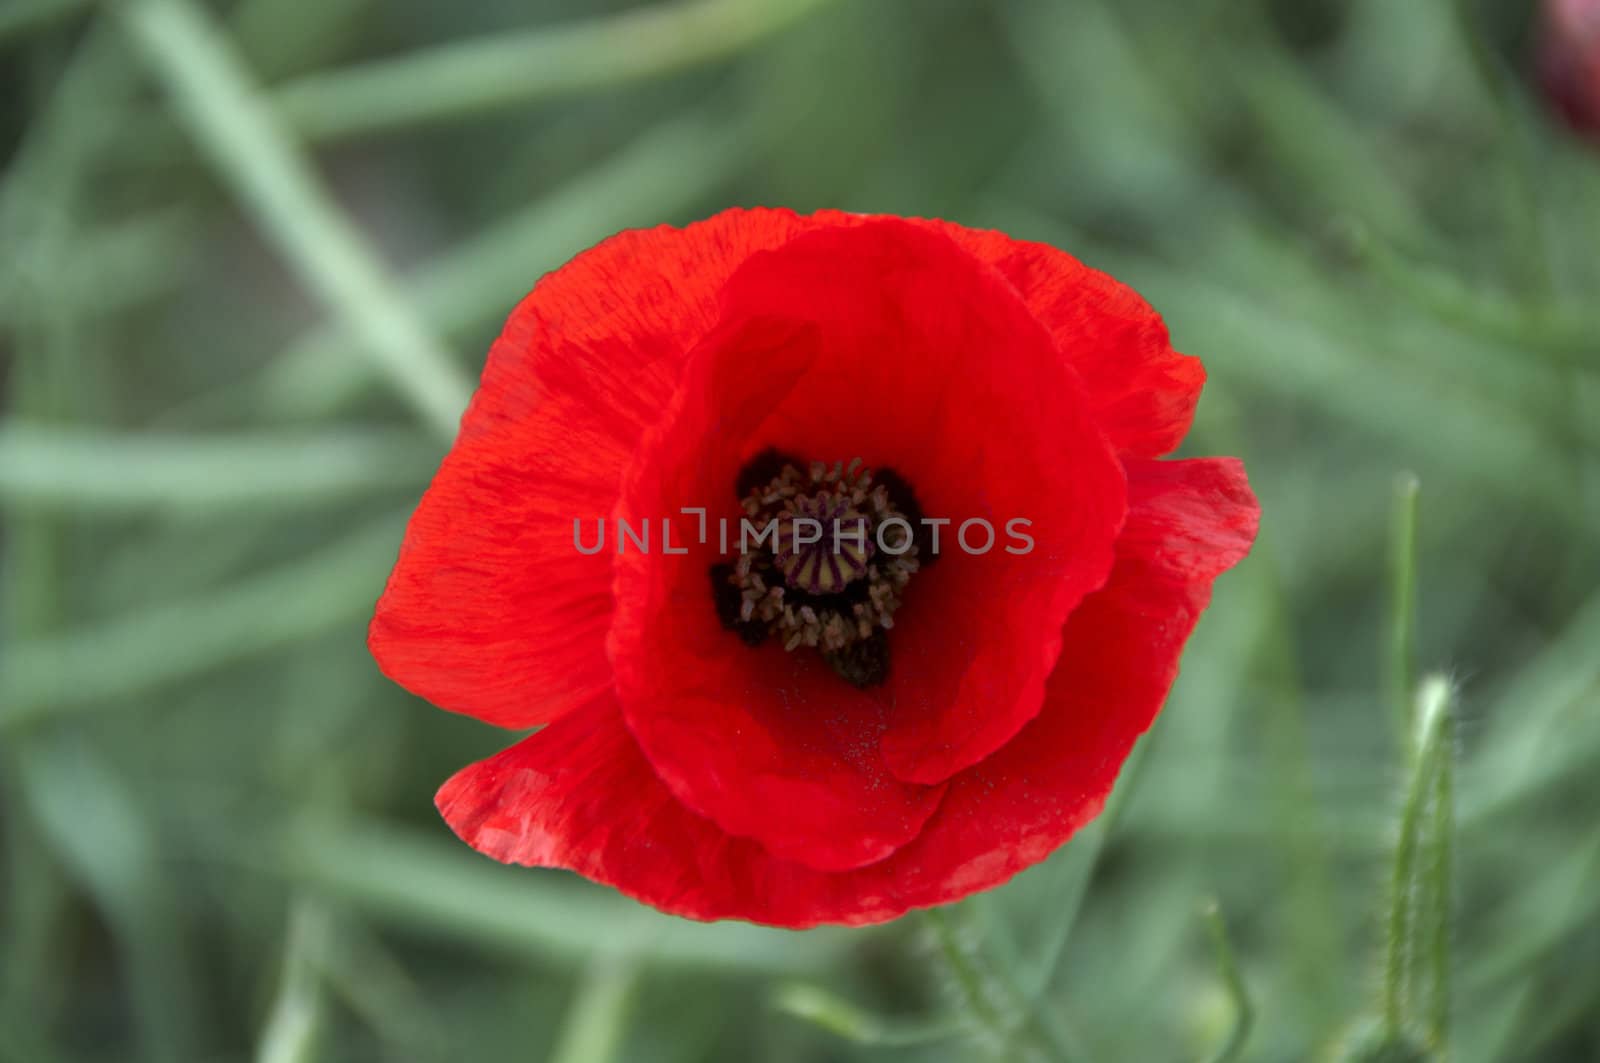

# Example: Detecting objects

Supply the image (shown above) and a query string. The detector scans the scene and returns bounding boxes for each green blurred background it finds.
[2,0,1598,1060]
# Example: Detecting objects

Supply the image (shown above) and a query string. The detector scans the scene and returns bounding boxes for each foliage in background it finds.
[2,0,1597,1060]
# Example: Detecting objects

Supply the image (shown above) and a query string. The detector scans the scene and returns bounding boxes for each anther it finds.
[711,452,925,688]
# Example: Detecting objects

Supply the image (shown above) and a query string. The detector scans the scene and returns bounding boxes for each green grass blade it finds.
[312,916,444,1059]
[0,0,92,43]
[771,983,967,1047]
[1422,697,1454,1052]
[271,817,856,976]
[1381,676,1455,1041]
[1201,901,1255,1063]
[270,0,843,142]
[547,957,642,1063]
[0,512,407,727]
[117,0,472,438]
[0,424,435,511]
[249,112,745,422]
[256,899,332,1063]
[19,740,201,1063]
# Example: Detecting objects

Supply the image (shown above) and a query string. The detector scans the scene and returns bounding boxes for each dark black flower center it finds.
[711,450,929,688]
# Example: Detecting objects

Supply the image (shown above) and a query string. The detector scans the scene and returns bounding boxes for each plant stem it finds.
[1382,677,1454,1040]
[923,907,1082,1063]
[1025,735,1152,997]
[1423,698,1455,1052]
[1387,473,1420,749]
[924,908,1008,1033]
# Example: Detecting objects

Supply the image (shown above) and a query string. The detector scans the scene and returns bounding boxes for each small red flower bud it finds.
[1539,0,1600,136]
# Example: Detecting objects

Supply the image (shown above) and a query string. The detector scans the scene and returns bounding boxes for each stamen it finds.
[712,453,924,688]
[709,563,767,646]
[871,466,938,564]
[733,447,803,500]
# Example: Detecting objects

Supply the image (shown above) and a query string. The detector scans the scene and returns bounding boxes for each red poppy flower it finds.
[1540,0,1600,135]
[369,209,1258,928]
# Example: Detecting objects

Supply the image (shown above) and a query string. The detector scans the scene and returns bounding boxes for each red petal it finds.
[1117,457,1259,583]
[434,454,1254,926]
[436,700,930,926]
[436,454,1255,926]
[610,310,949,872]
[924,221,1205,459]
[606,219,1125,869]
[369,209,840,728]
[889,456,1258,895]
